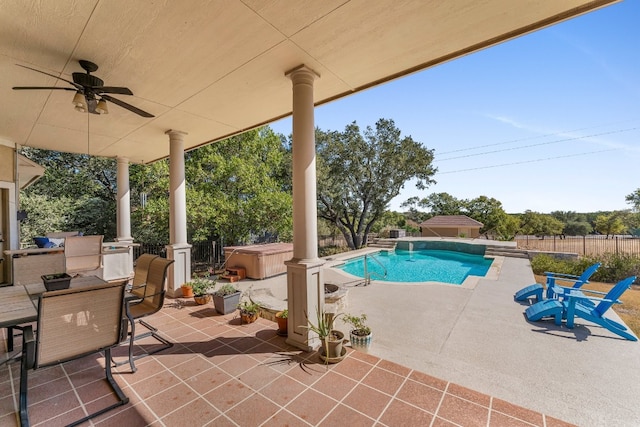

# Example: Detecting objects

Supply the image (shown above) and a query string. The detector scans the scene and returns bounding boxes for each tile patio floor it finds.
[0,298,575,427]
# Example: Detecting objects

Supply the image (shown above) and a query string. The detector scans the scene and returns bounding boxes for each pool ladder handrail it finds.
[363,253,387,286]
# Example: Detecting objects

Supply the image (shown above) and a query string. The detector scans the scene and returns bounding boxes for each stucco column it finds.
[284,65,326,351]
[116,157,132,242]
[165,129,191,297]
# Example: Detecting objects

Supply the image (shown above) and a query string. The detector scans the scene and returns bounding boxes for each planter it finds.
[240,310,259,324]
[349,330,373,353]
[181,285,194,298]
[275,311,288,336]
[41,273,72,291]
[320,330,344,359]
[213,291,241,314]
[193,294,212,305]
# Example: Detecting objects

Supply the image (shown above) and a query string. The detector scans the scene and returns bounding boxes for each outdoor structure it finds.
[420,215,484,238]
[0,0,619,352]
[223,243,293,280]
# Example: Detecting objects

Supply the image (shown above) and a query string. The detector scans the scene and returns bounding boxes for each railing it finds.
[515,235,640,256]
[363,253,387,286]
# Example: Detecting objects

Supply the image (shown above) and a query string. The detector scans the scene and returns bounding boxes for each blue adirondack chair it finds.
[514,262,600,303]
[526,275,637,341]
[563,275,637,341]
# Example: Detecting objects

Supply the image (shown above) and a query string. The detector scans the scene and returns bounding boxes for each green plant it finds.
[304,307,342,340]
[278,309,288,319]
[214,283,239,297]
[343,313,371,336]
[238,300,261,314]
[186,275,214,296]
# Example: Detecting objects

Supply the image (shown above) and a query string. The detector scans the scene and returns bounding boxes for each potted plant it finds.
[275,309,288,336]
[344,313,372,352]
[188,275,213,305]
[213,283,241,314]
[304,306,345,363]
[181,283,194,298]
[238,300,261,324]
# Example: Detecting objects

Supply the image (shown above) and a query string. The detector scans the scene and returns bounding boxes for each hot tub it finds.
[223,243,293,279]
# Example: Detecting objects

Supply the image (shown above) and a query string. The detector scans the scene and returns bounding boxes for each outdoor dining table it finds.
[0,275,110,353]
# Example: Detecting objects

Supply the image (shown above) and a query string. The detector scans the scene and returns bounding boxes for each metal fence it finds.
[134,240,223,271]
[515,235,640,256]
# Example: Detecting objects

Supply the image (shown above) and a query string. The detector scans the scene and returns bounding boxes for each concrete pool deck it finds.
[239,251,640,426]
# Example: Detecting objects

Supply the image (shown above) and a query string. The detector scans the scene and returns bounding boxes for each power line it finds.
[436,118,640,155]
[438,148,616,174]
[436,126,640,162]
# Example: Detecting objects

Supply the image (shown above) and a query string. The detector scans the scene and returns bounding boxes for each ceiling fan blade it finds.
[95,86,134,96]
[16,64,82,90]
[101,94,154,118]
[12,86,76,91]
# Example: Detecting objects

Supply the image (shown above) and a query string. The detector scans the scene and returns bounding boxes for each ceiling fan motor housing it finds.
[72,72,104,88]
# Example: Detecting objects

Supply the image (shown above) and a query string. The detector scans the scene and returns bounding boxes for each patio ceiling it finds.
[0,0,617,164]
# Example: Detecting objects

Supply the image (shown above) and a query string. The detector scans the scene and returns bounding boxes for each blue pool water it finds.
[339,249,493,284]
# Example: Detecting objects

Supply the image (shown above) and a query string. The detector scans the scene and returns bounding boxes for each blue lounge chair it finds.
[526,276,637,341]
[514,262,600,303]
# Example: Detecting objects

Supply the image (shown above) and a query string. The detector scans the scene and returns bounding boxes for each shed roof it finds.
[420,215,483,228]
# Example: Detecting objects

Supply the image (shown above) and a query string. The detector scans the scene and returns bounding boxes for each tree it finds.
[594,212,627,238]
[519,211,564,238]
[625,189,640,212]
[418,192,464,216]
[550,211,591,236]
[464,196,509,238]
[316,119,436,249]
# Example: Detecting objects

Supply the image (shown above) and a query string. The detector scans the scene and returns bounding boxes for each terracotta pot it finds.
[181,285,194,298]
[275,311,288,335]
[193,294,212,305]
[240,311,259,324]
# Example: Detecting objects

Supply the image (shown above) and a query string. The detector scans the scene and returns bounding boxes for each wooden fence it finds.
[515,235,640,256]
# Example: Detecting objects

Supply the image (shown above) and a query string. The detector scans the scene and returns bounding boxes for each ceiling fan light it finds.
[96,99,108,114]
[74,104,86,113]
[72,92,85,107]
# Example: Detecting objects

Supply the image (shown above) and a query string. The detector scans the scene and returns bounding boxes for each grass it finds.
[535,275,640,337]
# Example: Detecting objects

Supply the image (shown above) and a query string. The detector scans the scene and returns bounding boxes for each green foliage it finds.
[594,213,626,237]
[185,275,215,296]
[343,313,371,336]
[214,283,239,297]
[626,189,640,212]
[519,210,564,237]
[278,309,288,319]
[238,300,261,314]
[419,192,465,216]
[304,307,340,340]
[531,253,640,283]
[315,119,436,249]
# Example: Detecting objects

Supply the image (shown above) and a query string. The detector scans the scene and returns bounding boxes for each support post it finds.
[165,130,191,297]
[284,65,325,351]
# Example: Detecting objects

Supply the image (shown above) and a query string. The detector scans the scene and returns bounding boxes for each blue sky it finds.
[269,1,640,214]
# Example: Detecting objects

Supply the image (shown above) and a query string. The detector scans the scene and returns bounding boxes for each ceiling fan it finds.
[12,59,154,118]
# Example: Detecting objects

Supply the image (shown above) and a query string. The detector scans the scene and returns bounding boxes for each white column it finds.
[165,129,191,297]
[285,65,326,351]
[116,157,132,242]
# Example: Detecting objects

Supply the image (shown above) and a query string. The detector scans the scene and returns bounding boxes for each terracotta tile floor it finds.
[0,300,575,427]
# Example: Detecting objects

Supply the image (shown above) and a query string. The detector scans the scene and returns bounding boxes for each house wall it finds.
[421,227,481,238]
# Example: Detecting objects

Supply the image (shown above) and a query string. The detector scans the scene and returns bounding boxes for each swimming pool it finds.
[338,249,493,284]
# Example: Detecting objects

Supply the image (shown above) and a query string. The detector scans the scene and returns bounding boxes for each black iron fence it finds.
[134,240,223,272]
[515,235,640,256]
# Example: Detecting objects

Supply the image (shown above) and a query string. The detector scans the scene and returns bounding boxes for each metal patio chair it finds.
[19,282,128,427]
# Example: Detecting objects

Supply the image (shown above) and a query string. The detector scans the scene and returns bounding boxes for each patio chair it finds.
[129,253,159,297]
[514,262,600,303]
[19,282,128,427]
[525,275,637,341]
[121,256,174,372]
[64,235,104,276]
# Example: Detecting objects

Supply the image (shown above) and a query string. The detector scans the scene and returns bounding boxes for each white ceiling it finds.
[0,0,618,164]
